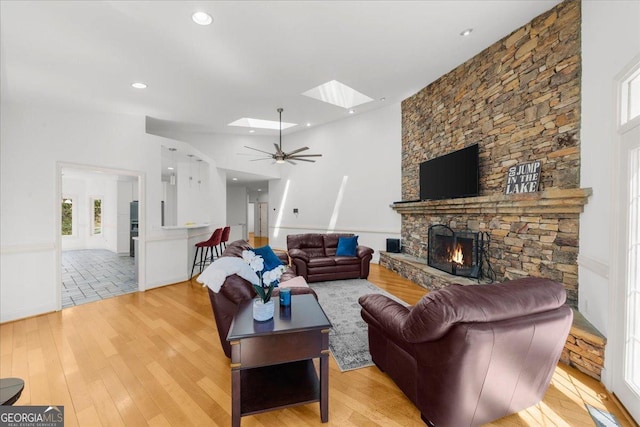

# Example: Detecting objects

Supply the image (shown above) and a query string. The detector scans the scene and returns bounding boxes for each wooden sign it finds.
[505,160,541,194]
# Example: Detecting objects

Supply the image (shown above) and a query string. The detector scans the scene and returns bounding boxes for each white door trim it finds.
[607,54,640,422]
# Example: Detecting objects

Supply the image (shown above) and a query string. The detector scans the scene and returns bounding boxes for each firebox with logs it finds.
[427,224,489,279]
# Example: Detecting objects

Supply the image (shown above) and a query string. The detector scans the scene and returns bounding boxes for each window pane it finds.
[62,198,73,235]
[629,72,640,122]
[93,199,102,235]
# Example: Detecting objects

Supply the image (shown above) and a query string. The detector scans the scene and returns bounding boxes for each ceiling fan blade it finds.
[249,157,273,161]
[286,159,297,165]
[286,146,310,156]
[289,154,323,158]
[244,146,275,156]
[273,143,284,156]
[291,158,315,162]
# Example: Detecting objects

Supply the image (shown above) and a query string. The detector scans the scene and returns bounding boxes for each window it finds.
[61,197,73,236]
[92,198,102,235]
[621,65,640,125]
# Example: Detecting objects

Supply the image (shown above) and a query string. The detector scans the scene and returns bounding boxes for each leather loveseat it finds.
[359,277,572,427]
[287,233,374,283]
[206,240,316,357]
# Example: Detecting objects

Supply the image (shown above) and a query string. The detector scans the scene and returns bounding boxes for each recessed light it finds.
[131,82,147,89]
[306,123,311,127]
[192,11,213,26]
[168,167,174,170]
[348,109,355,114]
[257,189,262,192]
[460,28,473,37]
[249,129,255,133]
[232,178,238,181]
[380,97,386,102]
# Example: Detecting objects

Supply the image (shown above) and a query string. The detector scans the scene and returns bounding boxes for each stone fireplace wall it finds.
[398,0,582,305]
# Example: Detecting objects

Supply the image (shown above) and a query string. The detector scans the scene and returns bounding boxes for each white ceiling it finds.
[1,0,561,140]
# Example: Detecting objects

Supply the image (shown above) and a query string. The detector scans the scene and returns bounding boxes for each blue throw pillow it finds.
[336,236,358,257]
[253,245,284,273]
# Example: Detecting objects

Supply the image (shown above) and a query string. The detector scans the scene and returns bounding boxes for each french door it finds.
[610,59,640,422]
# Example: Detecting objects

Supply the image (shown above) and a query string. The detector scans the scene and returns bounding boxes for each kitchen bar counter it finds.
[161,223,210,230]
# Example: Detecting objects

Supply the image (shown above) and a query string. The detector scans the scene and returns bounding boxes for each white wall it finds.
[103,178,119,253]
[175,159,211,225]
[162,180,178,226]
[0,103,225,322]
[268,103,402,260]
[579,0,640,388]
[227,186,248,240]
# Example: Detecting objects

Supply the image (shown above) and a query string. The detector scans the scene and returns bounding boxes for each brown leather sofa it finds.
[287,233,374,282]
[207,240,316,358]
[359,277,572,427]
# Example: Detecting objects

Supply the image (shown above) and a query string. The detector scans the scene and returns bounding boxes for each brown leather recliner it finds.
[207,240,317,358]
[287,233,374,282]
[359,277,573,427]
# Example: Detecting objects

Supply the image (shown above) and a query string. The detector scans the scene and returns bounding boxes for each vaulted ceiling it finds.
[1,1,561,139]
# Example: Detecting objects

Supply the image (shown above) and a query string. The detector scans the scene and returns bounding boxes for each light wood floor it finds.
[248,232,268,249]
[0,263,635,426]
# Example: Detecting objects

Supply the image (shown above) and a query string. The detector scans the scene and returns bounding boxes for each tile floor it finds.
[61,249,137,308]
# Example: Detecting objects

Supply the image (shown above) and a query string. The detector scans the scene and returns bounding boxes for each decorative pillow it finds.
[278,275,309,288]
[253,245,284,272]
[336,236,358,257]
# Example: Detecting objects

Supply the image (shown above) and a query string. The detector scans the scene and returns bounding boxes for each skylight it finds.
[228,117,297,130]
[302,80,373,109]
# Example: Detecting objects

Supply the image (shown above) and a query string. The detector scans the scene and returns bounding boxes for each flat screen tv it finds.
[419,144,479,200]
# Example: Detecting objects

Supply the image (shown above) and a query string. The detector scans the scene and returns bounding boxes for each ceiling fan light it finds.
[243,108,321,166]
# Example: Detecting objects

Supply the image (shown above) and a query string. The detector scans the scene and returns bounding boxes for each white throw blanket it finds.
[196,257,259,293]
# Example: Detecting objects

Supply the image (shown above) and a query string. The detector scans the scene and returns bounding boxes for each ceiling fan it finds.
[244,108,322,165]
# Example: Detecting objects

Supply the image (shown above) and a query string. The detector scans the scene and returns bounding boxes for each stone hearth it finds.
[380,251,480,291]
[385,188,591,299]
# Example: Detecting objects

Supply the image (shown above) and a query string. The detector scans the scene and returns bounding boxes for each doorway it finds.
[58,165,143,308]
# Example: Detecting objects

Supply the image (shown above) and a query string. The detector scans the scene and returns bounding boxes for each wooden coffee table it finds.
[227,294,331,427]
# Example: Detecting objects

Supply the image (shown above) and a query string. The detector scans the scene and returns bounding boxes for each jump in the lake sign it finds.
[505,160,542,194]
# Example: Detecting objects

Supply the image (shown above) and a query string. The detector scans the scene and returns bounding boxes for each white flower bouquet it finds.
[242,250,286,303]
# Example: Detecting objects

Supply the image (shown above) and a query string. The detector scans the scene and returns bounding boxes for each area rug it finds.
[308,279,408,372]
[586,404,621,427]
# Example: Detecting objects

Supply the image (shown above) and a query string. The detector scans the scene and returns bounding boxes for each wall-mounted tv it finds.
[419,143,479,201]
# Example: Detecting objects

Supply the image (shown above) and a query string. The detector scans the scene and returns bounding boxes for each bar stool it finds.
[190,228,223,279]
[219,225,231,254]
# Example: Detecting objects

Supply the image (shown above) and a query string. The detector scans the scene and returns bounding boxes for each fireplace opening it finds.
[428,224,484,279]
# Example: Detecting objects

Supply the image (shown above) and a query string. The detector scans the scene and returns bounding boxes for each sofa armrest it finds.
[356,245,374,258]
[358,294,410,339]
[273,286,317,300]
[219,274,255,304]
[288,248,310,263]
